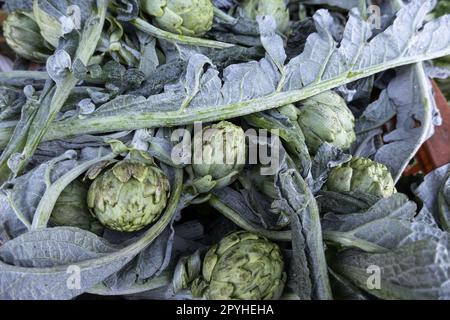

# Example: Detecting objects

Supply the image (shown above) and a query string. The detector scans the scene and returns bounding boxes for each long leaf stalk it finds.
[12,46,450,143]
[131,17,234,49]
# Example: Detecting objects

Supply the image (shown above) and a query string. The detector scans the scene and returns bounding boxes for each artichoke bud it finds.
[239,0,290,33]
[191,231,286,300]
[140,0,214,36]
[297,91,356,154]
[87,159,170,232]
[50,180,103,235]
[327,157,396,198]
[3,10,53,62]
[192,121,246,187]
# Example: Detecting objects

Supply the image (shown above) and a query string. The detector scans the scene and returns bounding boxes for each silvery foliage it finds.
[355,65,441,182]
[51,1,450,133]
[322,192,450,299]
[415,164,450,231]
[2,0,33,12]
[0,0,450,301]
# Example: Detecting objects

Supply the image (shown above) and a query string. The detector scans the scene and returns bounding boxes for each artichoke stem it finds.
[213,7,237,24]
[131,17,235,49]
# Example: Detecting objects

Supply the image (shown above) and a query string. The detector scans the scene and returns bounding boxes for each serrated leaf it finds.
[332,238,450,300]
[37,1,450,141]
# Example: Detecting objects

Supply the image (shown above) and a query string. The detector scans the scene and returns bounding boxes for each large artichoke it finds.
[50,180,103,235]
[3,10,53,62]
[192,121,246,183]
[239,0,290,33]
[87,159,170,232]
[191,231,286,300]
[297,91,356,154]
[140,0,214,36]
[327,157,396,198]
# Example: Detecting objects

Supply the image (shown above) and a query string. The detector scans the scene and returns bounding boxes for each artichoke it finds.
[327,157,396,198]
[297,91,356,154]
[192,121,246,182]
[50,180,103,235]
[3,10,53,62]
[140,0,214,36]
[191,231,286,300]
[87,159,170,232]
[239,0,290,33]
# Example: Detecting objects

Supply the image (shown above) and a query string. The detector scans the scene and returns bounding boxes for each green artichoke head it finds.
[140,0,214,36]
[50,180,103,235]
[87,159,170,232]
[3,10,53,62]
[191,231,286,300]
[297,91,356,154]
[239,0,290,33]
[327,157,396,198]
[192,121,246,184]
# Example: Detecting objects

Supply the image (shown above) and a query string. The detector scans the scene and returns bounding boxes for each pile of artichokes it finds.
[3,0,436,302]
[46,95,395,299]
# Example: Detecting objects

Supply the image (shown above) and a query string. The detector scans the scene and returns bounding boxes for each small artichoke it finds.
[140,0,214,36]
[191,231,286,300]
[87,160,170,232]
[3,10,53,62]
[50,180,103,235]
[192,121,246,182]
[327,157,396,198]
[297,91,356,154]
[239,0,290,33]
